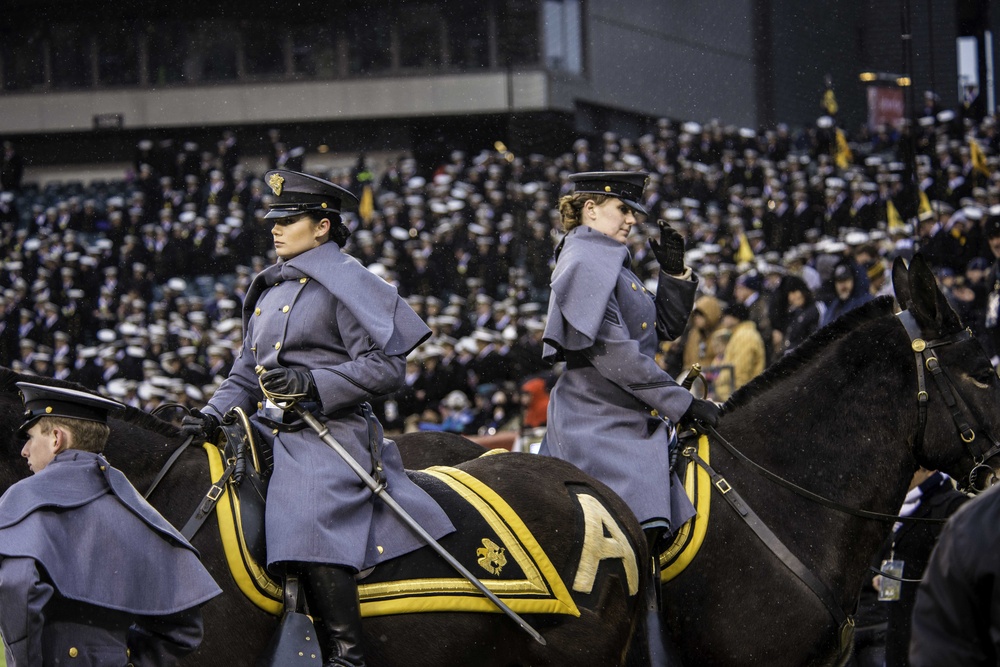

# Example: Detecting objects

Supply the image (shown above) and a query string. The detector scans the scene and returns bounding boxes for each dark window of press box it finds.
[1,26,46,91]
[96,22,140,87]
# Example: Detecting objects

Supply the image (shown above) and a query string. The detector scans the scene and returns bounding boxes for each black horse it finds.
[0,375,648,665]
[396,256,1000,666]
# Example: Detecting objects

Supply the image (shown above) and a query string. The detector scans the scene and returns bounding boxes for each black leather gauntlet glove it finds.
[259,367,317,400]
[180,409,221,442]
[680,398,721,428]
[648,220,686,275]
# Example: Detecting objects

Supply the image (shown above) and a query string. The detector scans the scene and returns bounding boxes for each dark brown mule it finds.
[0,370,648,666]
[399,255,1000,667]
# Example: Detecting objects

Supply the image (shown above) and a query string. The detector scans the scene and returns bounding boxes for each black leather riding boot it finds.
[302,564,366,667]
[644,528,670,667]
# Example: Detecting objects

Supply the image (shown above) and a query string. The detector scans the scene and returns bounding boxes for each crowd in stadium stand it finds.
[3,98,1000,438]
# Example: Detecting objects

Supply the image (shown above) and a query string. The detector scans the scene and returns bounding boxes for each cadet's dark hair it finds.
[307,212,351,246]
[559,193,612,232]
[37,416,110,453]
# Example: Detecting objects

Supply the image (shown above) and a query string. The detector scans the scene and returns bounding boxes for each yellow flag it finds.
[358,184,374,224]
[970,138,990,177]
[834,129,852,169]
[822,88,839,116]
[918,189,932,215]
[735,232,754,264]
[887,199,904,230]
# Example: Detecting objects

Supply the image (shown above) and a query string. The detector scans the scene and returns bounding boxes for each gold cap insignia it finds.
[604,186,612,192]
[268,173,285,196]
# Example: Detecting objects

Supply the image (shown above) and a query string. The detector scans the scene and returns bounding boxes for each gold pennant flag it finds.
[918,189,932,215]
[887,199,904,230]
[822,88,839,116]
[970,138,990,177]
[358,184,374,224]
[834,129,852,169]
[735,232,755,264]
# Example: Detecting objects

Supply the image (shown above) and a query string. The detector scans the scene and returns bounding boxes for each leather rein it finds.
[678,308,1000,656]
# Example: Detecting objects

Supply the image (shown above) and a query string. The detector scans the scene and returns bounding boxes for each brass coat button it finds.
[254,307,261,316]
[650,409,659,417]
[631,282,637,290]
[641,322,648,330]
[282,305,289,313]
[300,277,308,283]
[274,342,281,350]
[68,647,79,658]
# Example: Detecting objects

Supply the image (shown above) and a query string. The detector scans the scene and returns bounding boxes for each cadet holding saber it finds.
[183,170,455,667]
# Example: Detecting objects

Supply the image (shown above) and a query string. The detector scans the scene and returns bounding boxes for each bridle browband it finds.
[896,310,1000,492]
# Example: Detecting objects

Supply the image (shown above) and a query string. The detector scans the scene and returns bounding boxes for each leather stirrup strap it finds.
[181,458,237,541]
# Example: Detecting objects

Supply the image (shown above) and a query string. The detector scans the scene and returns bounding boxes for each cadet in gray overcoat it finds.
[0,383,221,666]
[539,171,721,664]
[188,169,453,667]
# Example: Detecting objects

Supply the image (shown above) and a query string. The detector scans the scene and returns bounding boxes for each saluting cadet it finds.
[0,382,221,665]
[184,169,453,667]
[539,171,721,665]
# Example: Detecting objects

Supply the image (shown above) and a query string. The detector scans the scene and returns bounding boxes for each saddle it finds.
[203,438,578,618]
[659,434,712,582]
[207,407,283,612]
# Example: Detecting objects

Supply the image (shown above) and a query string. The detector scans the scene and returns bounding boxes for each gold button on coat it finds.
[650,409,659,417]
[274,342,281,350]
[300,277,308,283]
[631,282,637,290]
[254,307,261,316]
[68,647,79,658]
[641,322,648,330]
[282,305,289,313]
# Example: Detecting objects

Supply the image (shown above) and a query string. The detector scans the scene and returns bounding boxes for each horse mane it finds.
[0,367,181,438]
[724,296,897,412]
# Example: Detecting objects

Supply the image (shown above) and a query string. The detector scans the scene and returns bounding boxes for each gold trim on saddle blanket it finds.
[659,435,711,581]
[206,447,579,618]
[358,465,579,618]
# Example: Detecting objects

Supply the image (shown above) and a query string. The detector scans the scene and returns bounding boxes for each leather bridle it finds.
[897,309,1000,492]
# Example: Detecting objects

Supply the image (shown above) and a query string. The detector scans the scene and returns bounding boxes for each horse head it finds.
[0,368,33,492]
[891,254,1000,491]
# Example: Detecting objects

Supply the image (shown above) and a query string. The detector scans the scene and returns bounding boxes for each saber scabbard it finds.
[256,368,546,645]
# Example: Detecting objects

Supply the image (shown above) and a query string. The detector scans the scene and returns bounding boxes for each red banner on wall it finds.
[867,86,905,130]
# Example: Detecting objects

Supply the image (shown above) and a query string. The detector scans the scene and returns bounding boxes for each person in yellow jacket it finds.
[713,303,766,401]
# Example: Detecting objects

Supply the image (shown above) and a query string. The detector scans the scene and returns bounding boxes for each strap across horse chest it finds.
[141,431,237,541]
[681,444,855,652]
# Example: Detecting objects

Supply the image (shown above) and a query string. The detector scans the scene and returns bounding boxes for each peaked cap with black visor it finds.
[265,169,361,245]
[17,382,124,435]
[264,169,360,220]
[568,171,650,216]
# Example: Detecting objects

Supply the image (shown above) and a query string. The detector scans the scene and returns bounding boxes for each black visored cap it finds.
[17,382,124,435]
[264,169,361,220]
[568,171,649,215]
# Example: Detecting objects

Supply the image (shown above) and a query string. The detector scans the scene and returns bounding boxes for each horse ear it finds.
[891,256,911,310]
[907,254,963,333]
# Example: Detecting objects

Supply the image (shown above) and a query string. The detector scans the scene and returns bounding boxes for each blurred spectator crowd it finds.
[3,96,1000,436]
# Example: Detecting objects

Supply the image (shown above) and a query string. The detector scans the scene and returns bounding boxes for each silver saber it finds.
[267,386,546,645]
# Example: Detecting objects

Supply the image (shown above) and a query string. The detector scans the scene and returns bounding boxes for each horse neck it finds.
[719,317,918,518]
